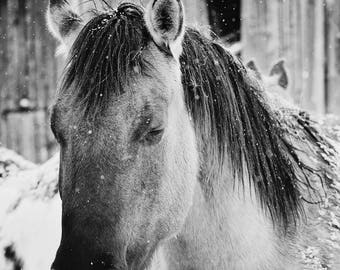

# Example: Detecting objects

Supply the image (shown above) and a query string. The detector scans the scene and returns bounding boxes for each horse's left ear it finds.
[46,0,82,54]
[269,60,289,89]
[144,0,185,59]
[246,60,262,81]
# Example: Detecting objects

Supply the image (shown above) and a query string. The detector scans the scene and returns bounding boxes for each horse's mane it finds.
[60,3,323,230]
[60,4,151,115]
[180,29,321,229]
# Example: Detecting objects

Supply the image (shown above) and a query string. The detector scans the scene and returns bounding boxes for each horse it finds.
[46,0,331,269]
[246,60,295,110]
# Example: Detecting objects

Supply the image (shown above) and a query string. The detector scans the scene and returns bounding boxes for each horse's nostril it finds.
[89,260,110,269]
[51,255,117,270]
[90,254,116,270]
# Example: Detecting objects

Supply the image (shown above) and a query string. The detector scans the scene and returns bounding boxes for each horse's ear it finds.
[144,0,185,59]
[246,60,262,80]
[269,60,288,89]
[47,0,82,53]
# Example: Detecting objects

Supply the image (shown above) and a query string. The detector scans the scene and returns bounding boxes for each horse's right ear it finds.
[269,60,289,89]
[246,60,262,81]
[144,0,185,59]
[47,0,82,53]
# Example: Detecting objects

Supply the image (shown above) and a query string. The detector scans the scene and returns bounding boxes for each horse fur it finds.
[46,1,335,269]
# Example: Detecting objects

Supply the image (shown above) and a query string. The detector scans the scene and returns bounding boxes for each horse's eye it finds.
[51,121,61,144]
[50,122,65,145]
[50,107,65,144]
[143,128,164,145]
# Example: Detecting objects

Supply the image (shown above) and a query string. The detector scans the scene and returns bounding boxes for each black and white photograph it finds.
[0,0,340,269]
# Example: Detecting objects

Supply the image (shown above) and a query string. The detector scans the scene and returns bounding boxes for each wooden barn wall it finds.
[326,0,340,115]
[0,0,60,163]
[242,0,326,115]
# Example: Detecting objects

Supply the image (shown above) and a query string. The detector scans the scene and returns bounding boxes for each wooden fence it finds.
[0,0,61,163]
[242,0,340,115]
[326,0,340,115]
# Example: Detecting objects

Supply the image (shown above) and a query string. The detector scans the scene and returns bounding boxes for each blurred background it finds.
[0,0,339,163]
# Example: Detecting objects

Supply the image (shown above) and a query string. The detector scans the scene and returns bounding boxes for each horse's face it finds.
[48,1,198,269]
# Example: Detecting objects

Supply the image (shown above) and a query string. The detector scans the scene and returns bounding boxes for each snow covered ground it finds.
[0,150,61,270]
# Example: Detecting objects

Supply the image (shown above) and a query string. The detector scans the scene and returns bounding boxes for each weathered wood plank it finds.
[5,0,19,111]
[0,0,59,162]
[1,111,54,162]
[326,0,340,114]
[242,0,326,114]
[0,0,9,146]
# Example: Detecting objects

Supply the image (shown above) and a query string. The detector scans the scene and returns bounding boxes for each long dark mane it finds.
[60,3,323,230]
[180,29,323,229]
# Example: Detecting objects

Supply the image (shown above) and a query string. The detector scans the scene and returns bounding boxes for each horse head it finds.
[48,1,198,269]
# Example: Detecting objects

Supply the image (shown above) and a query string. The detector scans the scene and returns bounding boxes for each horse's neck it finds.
[160,173,298,270]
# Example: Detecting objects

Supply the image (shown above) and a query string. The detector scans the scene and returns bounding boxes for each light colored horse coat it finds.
[46,1,336,270]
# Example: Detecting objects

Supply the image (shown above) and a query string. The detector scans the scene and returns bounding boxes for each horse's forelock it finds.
[59,3,152,118]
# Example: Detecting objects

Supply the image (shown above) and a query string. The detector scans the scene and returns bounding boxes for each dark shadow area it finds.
[207,0,241,43]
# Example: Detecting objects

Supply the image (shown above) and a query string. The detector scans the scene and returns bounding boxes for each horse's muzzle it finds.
[51,248,127,270]
[51,214,128,270]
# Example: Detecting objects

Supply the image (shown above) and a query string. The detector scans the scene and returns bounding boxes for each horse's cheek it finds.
[156,120,198,237]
